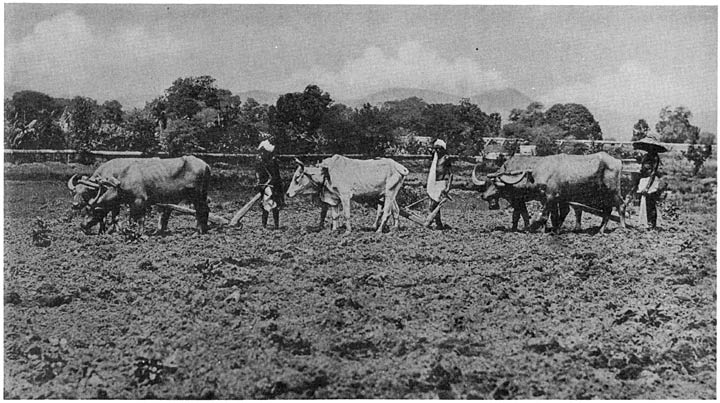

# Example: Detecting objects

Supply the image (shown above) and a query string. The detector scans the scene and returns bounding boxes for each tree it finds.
[8,91,63,125]
[215,98,269,153]
[64,96,101,150]
[145,97,168,131]
[318,104,359,154]
[501,121,532,141]
[100,100,124,125]
[5,91,67,149]
[561,141,589,155]
[544,103,602,140]
[683,143,712,176]
[502,138,521,156]
[269,85,333,153]
[415,100,493,156]
[504,102,546,142]
[530,125,564,156]
[632,119,650,141]
[698,131,716,146]
[161,119,204,157]
[195,107,220,128]
[509,102,545,127]
[164,76,225,119]
[534,135,560,156]
[353,104,395,156]
[117,109,161,154]
[4,113,65,150]
[655,106,699,143]
[382,96,427,131]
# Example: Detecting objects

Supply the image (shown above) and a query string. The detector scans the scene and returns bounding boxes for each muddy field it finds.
[3,164,717,399]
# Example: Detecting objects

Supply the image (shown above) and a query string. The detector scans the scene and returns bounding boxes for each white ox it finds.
[285,155,409,233]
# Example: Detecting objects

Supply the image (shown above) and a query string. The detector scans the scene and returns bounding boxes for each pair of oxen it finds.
[472,152,627,233]
[67,152,626,235]
[67,156,211,235]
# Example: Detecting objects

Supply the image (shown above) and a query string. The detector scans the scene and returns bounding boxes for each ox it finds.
[68,156,211,234]
[472,155,581,232]
[285,155,409,233]
[530,152,626,233]
[67,158,146,234]
[475,153,626,234]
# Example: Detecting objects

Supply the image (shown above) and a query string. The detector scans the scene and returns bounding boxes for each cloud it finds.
[277,41,508,98]
[5,11,185,107]
[541,61,715,116]
[540,61,717,139]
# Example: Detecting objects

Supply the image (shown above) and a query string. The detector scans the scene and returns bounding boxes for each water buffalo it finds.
[286,155,408,233]
[474,153,626,234]
[67,158,146,233]
[473,155,580,232]
[69,156,211,234]
[530,152,626,233]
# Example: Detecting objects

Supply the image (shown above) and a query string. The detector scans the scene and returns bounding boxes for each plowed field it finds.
[4,169,716,398]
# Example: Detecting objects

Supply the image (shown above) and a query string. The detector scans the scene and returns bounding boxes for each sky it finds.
[4,4,717,140]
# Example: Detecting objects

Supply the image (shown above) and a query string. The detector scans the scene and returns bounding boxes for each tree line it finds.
[4,75,714,159]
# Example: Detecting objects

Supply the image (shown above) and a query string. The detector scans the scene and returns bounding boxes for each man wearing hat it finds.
[256,136,284,229]
[426,139,453,230]
[632,136,667,229]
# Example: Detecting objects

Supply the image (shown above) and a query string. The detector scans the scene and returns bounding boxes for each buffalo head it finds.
[67,174,102,210]
[471,165,501,210]
[87,176,122,210]
[481,184,502,210]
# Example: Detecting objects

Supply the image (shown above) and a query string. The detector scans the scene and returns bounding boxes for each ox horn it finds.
[293,158,304,167]
[67,174,79,191]
[471,165,486,187]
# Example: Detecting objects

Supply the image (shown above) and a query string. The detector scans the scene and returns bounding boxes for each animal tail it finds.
[201,164,211,198]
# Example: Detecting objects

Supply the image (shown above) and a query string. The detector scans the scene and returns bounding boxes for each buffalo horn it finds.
[67,174,79,191]
[88,186,103,206]
[293,158,304,167]
[471,165,486,187]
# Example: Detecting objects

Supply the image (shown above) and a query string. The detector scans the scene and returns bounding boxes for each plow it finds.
[156,191,263,228]
[157,190,451,230]
[156,193,262,227]
[157,190,626,231]
[397,194,450,228]
[155,179,270,228]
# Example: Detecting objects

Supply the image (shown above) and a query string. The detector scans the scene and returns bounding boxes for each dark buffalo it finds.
[67,158,146,234]
[474,153,626,234]
[473,155,579,232]
[68,156,211,234]
[530,152,625,233]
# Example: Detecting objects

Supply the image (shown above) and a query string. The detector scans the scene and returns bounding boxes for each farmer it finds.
[632,136,667,230]
[256,136,284,229]
[426,139,453,230]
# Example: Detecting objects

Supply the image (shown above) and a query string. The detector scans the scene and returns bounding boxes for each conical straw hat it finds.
[633,136,668,153]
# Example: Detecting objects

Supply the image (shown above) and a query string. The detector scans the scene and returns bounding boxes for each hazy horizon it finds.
[5,4,717,139]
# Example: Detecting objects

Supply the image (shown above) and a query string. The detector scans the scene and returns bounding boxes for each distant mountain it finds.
[235,90,281,106]
[469,88,534,114]
[340,87,464,108]
[340,87,535,119]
